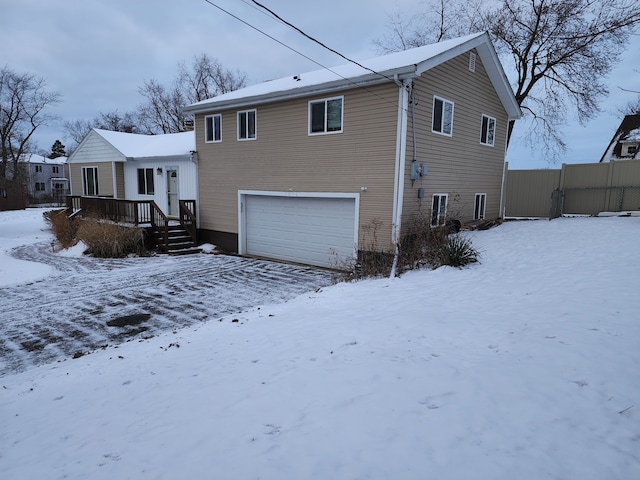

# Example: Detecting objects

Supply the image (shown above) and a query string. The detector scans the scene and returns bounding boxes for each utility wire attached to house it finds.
[200,0,410,111]
[249,0,395,83]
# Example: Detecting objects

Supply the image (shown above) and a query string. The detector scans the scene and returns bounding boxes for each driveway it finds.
[0,242,333,376]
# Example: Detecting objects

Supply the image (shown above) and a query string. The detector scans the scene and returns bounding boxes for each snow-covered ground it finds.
[1,209,639,479]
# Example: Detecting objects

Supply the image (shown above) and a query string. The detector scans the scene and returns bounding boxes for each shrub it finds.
[432,234,480,268]
[76,219,147,258]
[43,209,79,249]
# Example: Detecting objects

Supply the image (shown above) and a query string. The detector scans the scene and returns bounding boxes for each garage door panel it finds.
[244,195,357,268]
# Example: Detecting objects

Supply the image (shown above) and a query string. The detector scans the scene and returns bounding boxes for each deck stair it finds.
[153,223,201,256]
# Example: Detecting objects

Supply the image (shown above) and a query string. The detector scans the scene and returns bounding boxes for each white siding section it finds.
[67,130,126,164]
[123,155,198,215]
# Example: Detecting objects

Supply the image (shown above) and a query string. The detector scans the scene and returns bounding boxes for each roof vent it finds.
[293,75,301,81]
[469,52,476,73]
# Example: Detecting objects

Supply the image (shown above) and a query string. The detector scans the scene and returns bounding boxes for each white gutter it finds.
[390,77,411,278]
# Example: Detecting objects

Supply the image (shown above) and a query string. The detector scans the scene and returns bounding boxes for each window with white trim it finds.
[432,96,454,136]
[52,165,60,173]
[238,109,256,140]
[309,96,343,134]
[35,165,42,173]
[474,193,487,220]
[480,115,496,146]
[205,114,222,143]
[137,168,155,195]
[431,194,448,226]
[82,166,99,196]
[35,182,45,191]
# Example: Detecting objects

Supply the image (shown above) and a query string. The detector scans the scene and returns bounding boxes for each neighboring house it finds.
[600,114,640,162]
[23,154,70,205]
[0,178,26,211]
[183,32,521,268]
[67,129,197,218]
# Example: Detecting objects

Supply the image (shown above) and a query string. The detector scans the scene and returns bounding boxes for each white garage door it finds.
[243,194,357,268]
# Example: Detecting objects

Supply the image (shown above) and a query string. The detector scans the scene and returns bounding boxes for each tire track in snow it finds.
[1,242,333,375]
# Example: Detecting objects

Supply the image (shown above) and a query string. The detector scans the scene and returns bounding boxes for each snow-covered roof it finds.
[183,32,521,120]
[620,127,640,143]
[93,129,195,159]
[22,154,68,165]
[599,115,640,162]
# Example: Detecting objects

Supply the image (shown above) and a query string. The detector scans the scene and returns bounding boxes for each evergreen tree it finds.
[49,139,66,158]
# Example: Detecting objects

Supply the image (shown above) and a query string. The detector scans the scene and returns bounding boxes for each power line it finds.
[249,0,395,83]
[200,0,409,109]
[202,0,330,72]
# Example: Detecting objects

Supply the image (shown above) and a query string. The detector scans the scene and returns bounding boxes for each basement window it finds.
[474,193,487,220]
[431,194,448,226]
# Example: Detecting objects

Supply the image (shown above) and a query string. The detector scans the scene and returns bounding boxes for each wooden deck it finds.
[66,196,198,253]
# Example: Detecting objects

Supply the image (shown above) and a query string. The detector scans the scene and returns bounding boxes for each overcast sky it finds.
[2,0,639,169]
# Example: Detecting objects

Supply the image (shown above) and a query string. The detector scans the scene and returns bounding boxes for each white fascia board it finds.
[183,67,416,115]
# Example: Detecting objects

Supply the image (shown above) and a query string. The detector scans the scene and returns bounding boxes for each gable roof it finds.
[599,115,640,162]
[183,32,521,120]
[91,129,195,159]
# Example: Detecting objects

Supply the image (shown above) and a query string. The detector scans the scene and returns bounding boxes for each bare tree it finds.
[178,54,247,103]
[137,54,246,134]
[618,96,640,115]
[0,66,61,180]
[63,110,140,153]
[374,0,469,52]
[376,0,640,159]
[136,79,186,135]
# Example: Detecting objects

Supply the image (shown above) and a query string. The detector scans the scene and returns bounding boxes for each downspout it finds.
[390,76,411,278]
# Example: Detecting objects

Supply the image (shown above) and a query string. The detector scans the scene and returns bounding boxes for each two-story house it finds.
[183,32,521,268]
[24,154,70,205]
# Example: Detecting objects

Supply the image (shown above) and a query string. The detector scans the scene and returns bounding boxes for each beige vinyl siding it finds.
[115,162,125,198]
[69,162,116,197]
[196,83,399,249]
[402,49,509,225]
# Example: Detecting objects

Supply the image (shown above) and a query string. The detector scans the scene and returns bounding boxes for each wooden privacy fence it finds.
[503,159,640,218]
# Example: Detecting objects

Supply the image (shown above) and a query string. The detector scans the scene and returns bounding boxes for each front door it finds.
[167,169,179,217]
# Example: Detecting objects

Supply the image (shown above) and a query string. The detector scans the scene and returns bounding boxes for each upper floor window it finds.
[205,114,222,143]
[52,165,60,173]
[480,115,496,146]
[35,165,42,173]
[432,96,454,136]
[137,168,155,195]
[309,96,343,135]
[238,109,256,140]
